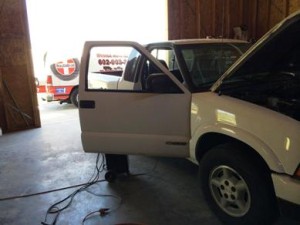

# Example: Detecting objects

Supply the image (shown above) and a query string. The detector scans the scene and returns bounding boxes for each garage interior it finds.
[0,0,300,225]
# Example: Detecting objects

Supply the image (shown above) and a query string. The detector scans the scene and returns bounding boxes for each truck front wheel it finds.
[70,87,79,107]
[199,144,278,225]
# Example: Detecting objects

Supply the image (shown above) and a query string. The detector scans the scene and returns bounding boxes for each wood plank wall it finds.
[0,0,40,133]
[168,0,300,41]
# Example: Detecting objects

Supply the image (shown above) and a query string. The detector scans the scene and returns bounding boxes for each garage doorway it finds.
[25,0,168,124]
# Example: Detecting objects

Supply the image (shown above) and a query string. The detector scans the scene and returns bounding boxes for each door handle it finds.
[79,100,95,109]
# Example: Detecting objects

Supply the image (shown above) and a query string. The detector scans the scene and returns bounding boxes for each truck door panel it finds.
[79,41,191,157]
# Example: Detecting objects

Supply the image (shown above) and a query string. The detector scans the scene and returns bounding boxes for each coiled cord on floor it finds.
[41,153,107,225]
[0,154,159,225]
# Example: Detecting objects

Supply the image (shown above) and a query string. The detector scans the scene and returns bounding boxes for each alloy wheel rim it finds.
[209,165,251,217]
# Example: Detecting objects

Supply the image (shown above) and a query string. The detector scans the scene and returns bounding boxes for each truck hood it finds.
[211,10,300,91]
[210,10,300,121]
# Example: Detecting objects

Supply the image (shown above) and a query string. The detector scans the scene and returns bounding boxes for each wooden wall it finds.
[168,0,300,41]
[0,0,40,133]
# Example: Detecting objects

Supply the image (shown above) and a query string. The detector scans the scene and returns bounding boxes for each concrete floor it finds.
[0,100,298,225]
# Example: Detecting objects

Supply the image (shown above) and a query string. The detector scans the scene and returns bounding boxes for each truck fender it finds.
[190,124,285,173]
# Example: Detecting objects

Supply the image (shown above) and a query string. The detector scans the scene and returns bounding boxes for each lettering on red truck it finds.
[51,58,79,81]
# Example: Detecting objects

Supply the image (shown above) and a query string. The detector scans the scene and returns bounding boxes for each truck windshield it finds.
[179,43,251,89]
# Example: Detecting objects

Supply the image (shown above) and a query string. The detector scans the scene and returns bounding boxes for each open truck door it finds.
[78,41,191,158]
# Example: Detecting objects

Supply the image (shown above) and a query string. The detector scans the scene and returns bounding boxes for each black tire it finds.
[199,143,278,225]
[70,87,79,107]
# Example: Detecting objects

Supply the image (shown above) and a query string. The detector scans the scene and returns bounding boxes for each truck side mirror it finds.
[146,73,182,93]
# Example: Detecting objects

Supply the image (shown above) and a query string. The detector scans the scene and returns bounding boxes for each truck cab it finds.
[79,39,249,157]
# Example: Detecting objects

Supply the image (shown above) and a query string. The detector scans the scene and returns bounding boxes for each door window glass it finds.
[87,46,130,90]
[86,45,182,93]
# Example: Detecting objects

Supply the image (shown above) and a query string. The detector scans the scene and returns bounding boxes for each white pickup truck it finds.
[78,11,300,225]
